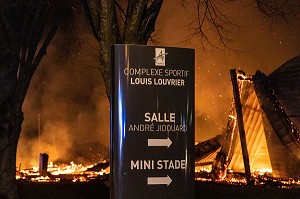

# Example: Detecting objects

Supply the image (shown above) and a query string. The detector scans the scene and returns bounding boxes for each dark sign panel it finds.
[110,44,195,199]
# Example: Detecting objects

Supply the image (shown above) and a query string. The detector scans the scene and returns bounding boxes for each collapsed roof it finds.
[196,55,300,179]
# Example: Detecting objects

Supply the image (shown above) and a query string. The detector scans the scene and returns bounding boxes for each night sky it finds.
[17,1,300,167]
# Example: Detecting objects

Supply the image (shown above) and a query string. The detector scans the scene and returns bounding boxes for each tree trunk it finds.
[81,0,163,99]
[0,1,64,198]
[97,0,120,99]
[0,100,23,199]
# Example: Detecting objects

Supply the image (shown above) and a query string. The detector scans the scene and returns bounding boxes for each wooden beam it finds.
[230,69,252,184]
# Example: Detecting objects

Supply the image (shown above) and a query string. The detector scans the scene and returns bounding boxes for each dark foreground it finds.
[18,180,300,199]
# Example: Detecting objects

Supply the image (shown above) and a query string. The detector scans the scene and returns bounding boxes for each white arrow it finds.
[147,175,172,186]
[148,138,172,148]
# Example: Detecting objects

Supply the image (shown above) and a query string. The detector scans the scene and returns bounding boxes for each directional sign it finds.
[147,176,172,186]
[111,44,195,199]
[148,138,172,148]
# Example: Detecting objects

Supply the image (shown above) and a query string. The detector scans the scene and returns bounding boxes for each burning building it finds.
[196,55,300,180]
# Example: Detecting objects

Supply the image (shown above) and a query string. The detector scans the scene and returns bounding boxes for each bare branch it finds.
[24,1,46,67]
[254,0,300,21]
[32,20,59,70]
[80,0,101,41]
[138,0,163,44]
[187,0,239,52]
[123,0,147,43]
[115,0,126,21]
[16,3,61,110]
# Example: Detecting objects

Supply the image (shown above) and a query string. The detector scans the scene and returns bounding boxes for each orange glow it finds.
[16,161,109,183]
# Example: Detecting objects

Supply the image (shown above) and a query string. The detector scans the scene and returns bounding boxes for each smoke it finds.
[17,1,300,168]
[156,1,300,141]
[18,121,73,167]
[17,11,110,168]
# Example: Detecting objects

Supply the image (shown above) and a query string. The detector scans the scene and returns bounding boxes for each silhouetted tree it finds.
[189,0,300,50]
[0,0,70,198]
[81,0,300,99]
[0,1,297,198]
[80,0,163,98]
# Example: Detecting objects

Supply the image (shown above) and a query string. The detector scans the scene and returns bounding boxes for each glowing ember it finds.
[17,161,300,188]
[48,161,91,175]
[195,168,300,188]
[16,161,109,183]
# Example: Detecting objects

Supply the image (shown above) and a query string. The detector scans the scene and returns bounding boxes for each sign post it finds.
[110,44,195,199]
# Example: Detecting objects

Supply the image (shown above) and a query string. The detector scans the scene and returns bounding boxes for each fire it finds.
[252,168,272,177]
[16,161,109,183]
[17,161,300,189]
[195,167,300,188]
[48,161,89,175]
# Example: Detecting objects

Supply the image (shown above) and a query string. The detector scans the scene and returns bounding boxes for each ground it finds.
[17,180,300,199]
